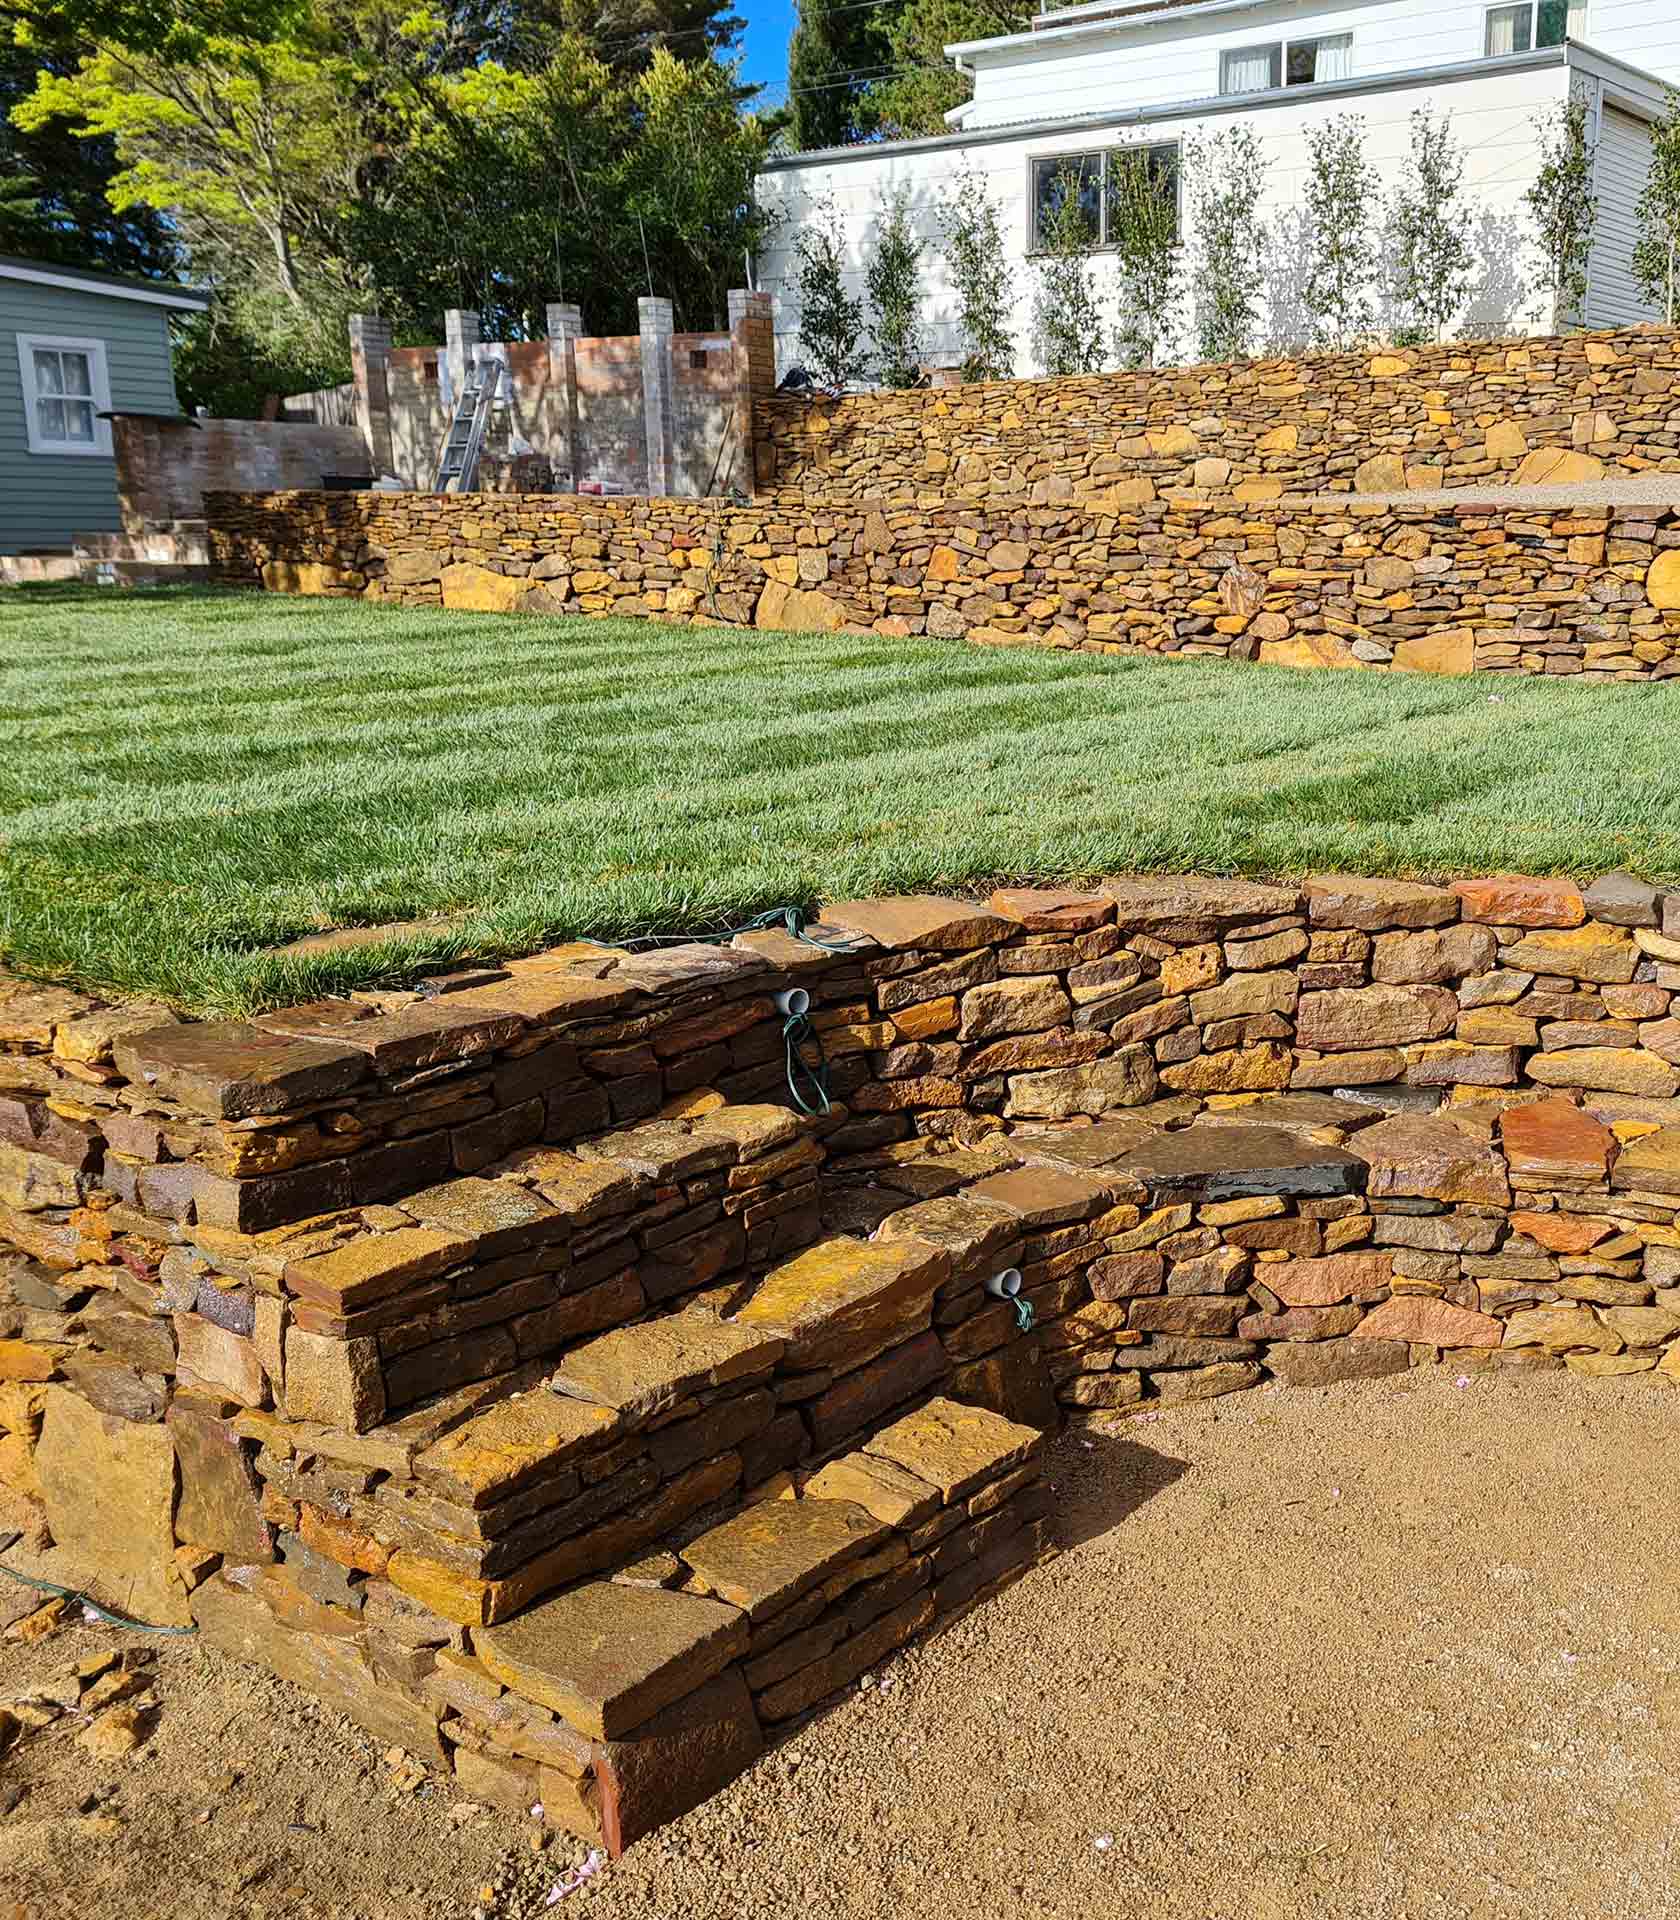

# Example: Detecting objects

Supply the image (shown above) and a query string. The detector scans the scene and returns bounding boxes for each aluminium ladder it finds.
[431,356,505,493]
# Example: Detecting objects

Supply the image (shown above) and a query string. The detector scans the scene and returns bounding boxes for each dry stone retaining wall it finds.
[209,487,1680,678]
[6,870,1680,1848]
[754,329,1680,506]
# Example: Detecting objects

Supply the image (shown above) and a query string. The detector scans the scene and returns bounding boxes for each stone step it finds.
[455,1393,1051,1849]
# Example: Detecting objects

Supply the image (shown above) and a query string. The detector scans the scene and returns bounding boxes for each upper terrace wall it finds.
[752,328,1680,505]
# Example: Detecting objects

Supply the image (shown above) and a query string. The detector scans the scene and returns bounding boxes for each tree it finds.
[792,194,866,386]
[785,0,886,151]
[1388,106,1475,343]
[866,184,925,387]
[0,27,179,275]
[939,163,1013,381]
[16,2,773,407]
[1108,142,1183,369]
[864,0,1028,139]
[14,18,369,370]
[1031,162,1106,376]
[1189,125,1268,363]
[1302,114,1380,351]
[1633,88,1680,325]
[1526,94,1597,329]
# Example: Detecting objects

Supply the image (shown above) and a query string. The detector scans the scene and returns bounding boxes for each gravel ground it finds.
[3,1369,1676,1920]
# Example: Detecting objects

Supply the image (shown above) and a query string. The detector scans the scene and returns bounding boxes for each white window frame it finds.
[15,333,114,458]
[1219,33,1354,96]
[1484,0,1585,55]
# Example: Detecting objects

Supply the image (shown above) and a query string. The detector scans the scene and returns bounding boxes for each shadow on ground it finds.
[1052,1430,1190,1549]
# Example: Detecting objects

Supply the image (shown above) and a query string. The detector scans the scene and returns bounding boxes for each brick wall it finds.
[752,328,1680,506]
[113,416,369,528]
[206,487,1680,680]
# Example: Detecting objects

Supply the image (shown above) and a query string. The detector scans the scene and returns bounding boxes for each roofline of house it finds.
[952,0,1350,57]
[761,47,1570,172]
[0,255,211,313]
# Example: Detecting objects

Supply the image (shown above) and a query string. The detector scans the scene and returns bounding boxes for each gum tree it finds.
[939,164,1014,381]
[1302,114,1381,350]
[1031,161,1107,375]
[866,185,927,388]
[1526,95,1598,328]
[1388,107,1475,343]
[793,194,868,387]
[1108,142,1184,369]
[1188,125,1268,362]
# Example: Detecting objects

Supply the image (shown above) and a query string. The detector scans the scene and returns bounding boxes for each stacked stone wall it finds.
[7,870,1680,1852]
[754,329,1680,505]
[208,487,1680,678]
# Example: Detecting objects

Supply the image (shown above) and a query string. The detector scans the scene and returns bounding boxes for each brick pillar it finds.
[728,289,776,495]
[348,312,394,478]
[443,307,481,413]
[638,296,675,497]
[546,300,584,490]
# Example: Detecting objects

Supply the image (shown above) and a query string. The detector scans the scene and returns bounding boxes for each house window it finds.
[1485,0,1585,54]
[1030,144,1180,252]
[1219,33,1352,94]
[15,334,113,456]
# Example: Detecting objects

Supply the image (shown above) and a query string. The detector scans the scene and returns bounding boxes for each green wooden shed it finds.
[0,254,210,556]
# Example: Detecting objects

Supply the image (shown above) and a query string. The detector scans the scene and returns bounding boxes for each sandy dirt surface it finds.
[3,1368,1676,1920]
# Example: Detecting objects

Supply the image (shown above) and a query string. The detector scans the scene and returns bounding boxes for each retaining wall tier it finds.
[753,329,1680,505]
[5,872,1680,1848]
[207,487,1680,679]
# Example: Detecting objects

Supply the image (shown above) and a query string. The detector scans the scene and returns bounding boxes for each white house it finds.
[754,0,1679,374]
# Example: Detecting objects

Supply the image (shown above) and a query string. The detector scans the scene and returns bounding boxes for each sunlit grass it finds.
[2,583,1675,1015]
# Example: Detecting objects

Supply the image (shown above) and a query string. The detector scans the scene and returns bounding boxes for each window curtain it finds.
[1312,34,1352,81]
[1221,44,1278,93]
[1486,5,1528,55]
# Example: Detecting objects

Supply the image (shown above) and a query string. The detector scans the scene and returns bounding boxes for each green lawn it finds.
[2,584,1677,1015]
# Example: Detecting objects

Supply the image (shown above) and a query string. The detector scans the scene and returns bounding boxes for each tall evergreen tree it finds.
[0,28,178,275]
[786,0,886,150]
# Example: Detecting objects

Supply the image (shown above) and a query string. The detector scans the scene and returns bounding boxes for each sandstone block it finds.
[735,1237,947,1372]
[1451,874,1586,928]
[958,975,1071,1042]
[1297,984,1457,1051]
[1264,1338,1410,1387]
[681,1497,889,1621]
[1306,876,1457,931]
[1005,1048,1158,1117]
[1501,1305,1621,1355]
[477,1582,748,1740]
[1371,925,1497,983]
[36,1387,190,1626]
[1500,1100,1616,1185]
[1354,1114,1510,1204]
[1352,1296,1500,1346]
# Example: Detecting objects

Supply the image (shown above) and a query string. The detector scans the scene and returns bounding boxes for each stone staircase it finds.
[167,1088,1068,1851]
[9,880,1680,1853]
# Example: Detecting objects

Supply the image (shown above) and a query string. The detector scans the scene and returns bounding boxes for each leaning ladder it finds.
[432,356,504,493]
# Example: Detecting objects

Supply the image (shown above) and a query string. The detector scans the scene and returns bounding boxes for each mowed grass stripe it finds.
[2,585,1677,1013]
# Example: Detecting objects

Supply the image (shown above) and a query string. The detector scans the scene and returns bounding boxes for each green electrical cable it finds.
[1012,1295,1036,1334]
[0,1547,198,1637]
[782,1009,832,1117]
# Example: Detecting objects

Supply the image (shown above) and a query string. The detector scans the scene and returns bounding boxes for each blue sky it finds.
[739,0,798,109]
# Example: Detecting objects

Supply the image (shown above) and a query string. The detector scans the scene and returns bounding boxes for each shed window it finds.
[16,334,113,456]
